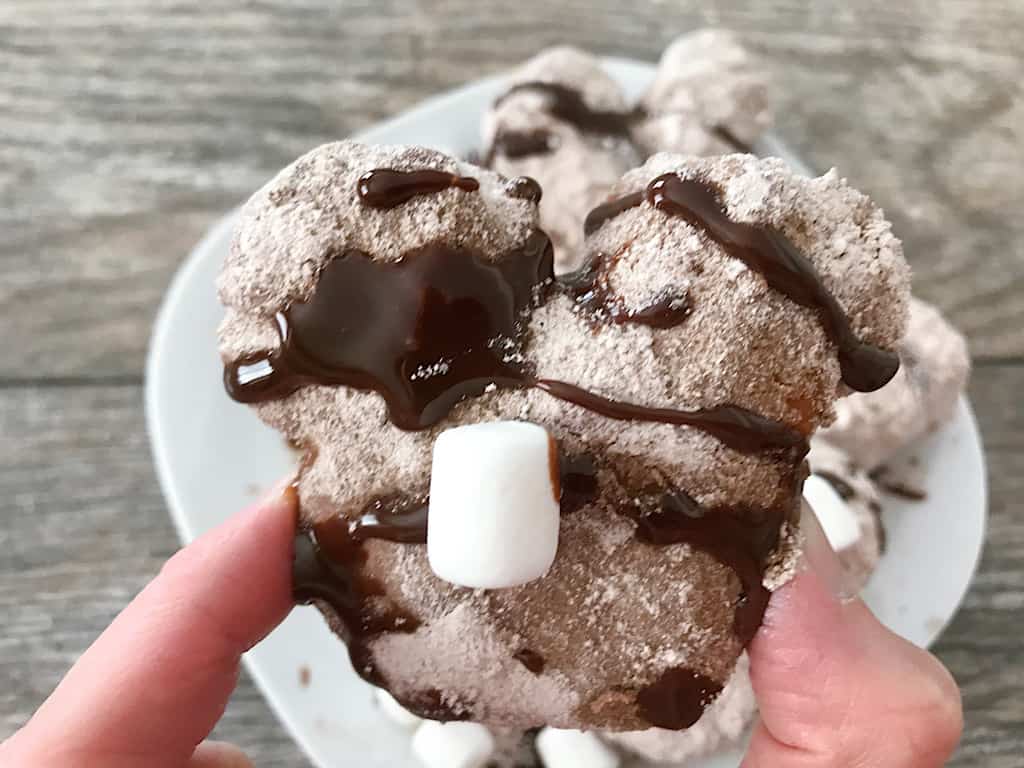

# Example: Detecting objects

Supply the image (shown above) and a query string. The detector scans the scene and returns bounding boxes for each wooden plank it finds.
[1,368,1021,763]
[1,0,1022,380]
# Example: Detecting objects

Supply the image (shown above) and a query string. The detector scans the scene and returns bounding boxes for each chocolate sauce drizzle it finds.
[622,483,795,644]
[816,470,856,502]
[636,667,724,730]
[292,515,421,687]
[349,496,429,544]
[581,174,900,392]
[536,379,806,458]
[505,175,544,203]
[494,81,636,137]
[561,254,693,329]
[357,169,479,209]
[709,125,753,154]
[583,191,644,236]
[486,129,558,165]
[485,81,756,168]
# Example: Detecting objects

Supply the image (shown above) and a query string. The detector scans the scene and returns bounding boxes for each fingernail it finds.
[262,475,299,517]
[800,500,858,602]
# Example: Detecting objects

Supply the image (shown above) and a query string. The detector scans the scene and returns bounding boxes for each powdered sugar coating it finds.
[818,297,970,469]
[633,29,771,156]
[217,142,910,732]
[585,153,911,428]
[482,47,640,272]
[603,653,756,764]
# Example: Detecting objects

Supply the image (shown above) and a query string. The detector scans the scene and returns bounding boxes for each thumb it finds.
[743,504,963,768]
[188,741,254,768]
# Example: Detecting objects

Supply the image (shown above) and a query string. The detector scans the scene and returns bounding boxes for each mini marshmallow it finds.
[803,474,861,551]
[428,421,561,589]
[373,687,422,729]
[412,721,495,768]
[536,727,621,768]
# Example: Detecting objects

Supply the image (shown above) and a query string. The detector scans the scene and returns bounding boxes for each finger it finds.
[742,504,962,768]
[187,740,254,768]
[3,482,297,768]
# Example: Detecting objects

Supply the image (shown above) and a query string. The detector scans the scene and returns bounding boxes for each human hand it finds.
[0,484,298,768]
[742,505,964,767]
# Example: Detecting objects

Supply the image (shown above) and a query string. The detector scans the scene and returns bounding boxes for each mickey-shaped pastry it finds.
[218,142,909,731]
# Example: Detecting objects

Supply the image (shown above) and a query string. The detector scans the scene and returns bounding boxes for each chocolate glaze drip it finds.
[561,255,693,329]
[505,175,543,203]
[709,125,753,154]
[513,648,546,675]
[487,129,558,164]
[494,81,635,137]
[349,496,429,544]
[619,483,797,644]
[870,466,928,501]
[357,168,479,209]
[583,191,643,235]
[535,379,807,458]
[630,292,694,328]
[636,667,724,730]
[580,175,901,392]
[816,470,856,502]
[648,174,900,391]
[224,233,554,429]
[403,688,472,723]
[292,515,420,687]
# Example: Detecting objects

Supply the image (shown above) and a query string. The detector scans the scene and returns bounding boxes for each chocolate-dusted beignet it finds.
[481,47,641,273]
[632,29,772,157]
[218,142,909,731]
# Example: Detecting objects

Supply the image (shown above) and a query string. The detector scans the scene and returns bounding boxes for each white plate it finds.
[145,57,987,768]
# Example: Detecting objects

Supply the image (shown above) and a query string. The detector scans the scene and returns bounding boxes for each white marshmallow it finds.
[803,474,861,551]
[412,721,495,768]
[536,727,621,768]
[428,421,561,589]
[373,687,422,729]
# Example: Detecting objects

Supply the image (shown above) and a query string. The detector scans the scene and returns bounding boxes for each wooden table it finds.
[2,2,1021,765]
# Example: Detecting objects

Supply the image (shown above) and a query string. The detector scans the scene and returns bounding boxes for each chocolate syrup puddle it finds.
[581,175,900,392]
[357,169,479,209]
[635,667,724,730]
[494,81,635,137]
[225,233,553,430]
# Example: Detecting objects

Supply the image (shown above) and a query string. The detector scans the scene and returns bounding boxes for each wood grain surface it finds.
[1,1,1021,766]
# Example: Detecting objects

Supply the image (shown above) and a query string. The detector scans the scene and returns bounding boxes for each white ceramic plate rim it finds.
[145,56,987,768]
